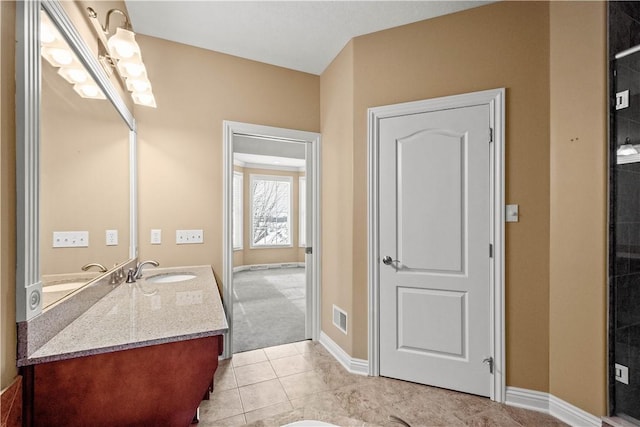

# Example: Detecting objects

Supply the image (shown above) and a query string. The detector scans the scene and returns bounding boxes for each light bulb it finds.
[618,144,639,156]
[118,61,146,78]
[40,11,56,44]
[82,85,99,97]
[40,23,56,44]
[107,27,140,60]
[58,67,88,84]
[42,47,74,67]
[126,78,150,93]
[132,91,157,108]
[73,83,106,100]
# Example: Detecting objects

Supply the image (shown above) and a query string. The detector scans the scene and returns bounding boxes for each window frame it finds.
[249,174,293,249]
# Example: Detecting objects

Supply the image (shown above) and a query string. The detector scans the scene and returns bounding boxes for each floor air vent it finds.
[333,304,348,334]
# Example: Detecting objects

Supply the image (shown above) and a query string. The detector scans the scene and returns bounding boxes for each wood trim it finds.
[1,376,24,427]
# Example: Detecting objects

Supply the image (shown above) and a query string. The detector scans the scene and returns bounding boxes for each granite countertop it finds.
[25,265,228,365]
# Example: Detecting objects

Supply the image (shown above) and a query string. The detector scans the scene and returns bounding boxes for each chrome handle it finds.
[382,256,399,266]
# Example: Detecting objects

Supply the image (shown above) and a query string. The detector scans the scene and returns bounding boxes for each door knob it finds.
[382,256,399,265]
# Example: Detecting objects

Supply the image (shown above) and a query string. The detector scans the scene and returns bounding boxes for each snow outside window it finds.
[299,176,306,247]
[233,172,243,250]
[250,174,292,247]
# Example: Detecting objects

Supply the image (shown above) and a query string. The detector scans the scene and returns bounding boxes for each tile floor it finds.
[197,340,567,427]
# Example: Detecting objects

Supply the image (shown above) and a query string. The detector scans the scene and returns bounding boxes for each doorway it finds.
[367,89,505,401]
[223,121,321,359]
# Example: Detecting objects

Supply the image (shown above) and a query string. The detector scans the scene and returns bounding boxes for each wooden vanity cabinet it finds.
[22,335,223,427]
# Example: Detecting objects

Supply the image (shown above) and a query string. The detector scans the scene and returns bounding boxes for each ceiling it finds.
[125,1,493,75]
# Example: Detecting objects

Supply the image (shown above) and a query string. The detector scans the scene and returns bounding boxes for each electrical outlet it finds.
[615,363,629,384]
[53,231,89,248]
[176,229,204,244]
[105,229,118,246]
[151,229,162,245]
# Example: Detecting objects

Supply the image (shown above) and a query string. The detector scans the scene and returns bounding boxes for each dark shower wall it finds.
[611,1,640,421]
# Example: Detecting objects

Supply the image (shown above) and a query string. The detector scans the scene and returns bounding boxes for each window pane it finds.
[251,176,292,247]
[233,172,243,249]
[299,177,306,247]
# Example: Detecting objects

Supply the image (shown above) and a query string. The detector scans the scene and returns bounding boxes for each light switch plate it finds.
[151,229,162,245]
[505,204,519,222]
[617,90,630,110]
[615,363,629,384]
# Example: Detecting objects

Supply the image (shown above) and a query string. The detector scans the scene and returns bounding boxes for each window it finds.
[233,172,243,250]
[299,176,306,247]
[250,174,292,247]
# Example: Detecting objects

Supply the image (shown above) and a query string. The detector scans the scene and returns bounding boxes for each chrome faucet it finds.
[134,260,159,279]
[81,262,108,273]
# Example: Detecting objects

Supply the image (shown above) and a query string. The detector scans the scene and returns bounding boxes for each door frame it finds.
[367,88,506,402]
[222,120,322,359]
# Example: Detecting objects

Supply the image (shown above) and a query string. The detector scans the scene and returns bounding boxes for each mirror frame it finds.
[16,0,137,321]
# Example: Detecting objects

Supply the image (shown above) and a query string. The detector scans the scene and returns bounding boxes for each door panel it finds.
[398,130,465,272]
[379,104,491,397]
[397,287,466,357]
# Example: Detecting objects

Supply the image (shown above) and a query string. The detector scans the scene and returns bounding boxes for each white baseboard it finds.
[319,331,369,376]
[505,387,601,427]
[233,262,305,273]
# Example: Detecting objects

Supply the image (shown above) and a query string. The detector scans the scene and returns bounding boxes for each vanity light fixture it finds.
[617,143,638,156]
[40,11,105,100]
[616,137,640,165]
[87,7,157,108]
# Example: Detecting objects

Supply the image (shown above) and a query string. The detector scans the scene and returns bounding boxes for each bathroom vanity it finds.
[18,266,228,427]
[14,3,228,426]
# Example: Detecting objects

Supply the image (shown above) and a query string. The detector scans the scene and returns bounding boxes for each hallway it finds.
[233,267,306,353]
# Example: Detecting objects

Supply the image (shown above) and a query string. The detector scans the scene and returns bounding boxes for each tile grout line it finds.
[231,363,249,417]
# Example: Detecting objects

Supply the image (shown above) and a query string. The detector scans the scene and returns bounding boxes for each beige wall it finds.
[1,0,17,390]
[0,0,611,415]
[40,60,130,275]
[320,2,553,393]
[320,41,355,354]
[319,0,608,415]
[134,35,320,285]
[549,1,607,416]
[234,166,305,267]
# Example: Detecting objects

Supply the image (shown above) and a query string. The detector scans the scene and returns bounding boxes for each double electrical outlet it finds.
[149,229,204,245]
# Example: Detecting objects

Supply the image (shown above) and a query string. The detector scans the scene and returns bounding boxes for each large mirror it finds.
[16,1,137,320]
[40,25,131,307]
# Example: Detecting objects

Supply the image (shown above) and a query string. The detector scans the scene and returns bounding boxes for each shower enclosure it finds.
[612,44,640,424]
[610,3,640,423]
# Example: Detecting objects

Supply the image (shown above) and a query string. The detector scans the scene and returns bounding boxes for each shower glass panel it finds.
[612,46,640,425]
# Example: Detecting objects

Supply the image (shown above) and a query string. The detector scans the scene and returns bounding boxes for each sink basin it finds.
[146,273,196,284]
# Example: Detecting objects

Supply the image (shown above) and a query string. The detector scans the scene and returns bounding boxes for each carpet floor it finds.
[232,267,306,353]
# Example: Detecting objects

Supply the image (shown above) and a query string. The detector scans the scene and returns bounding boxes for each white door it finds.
[304,141,313,339]
[379,103,492,396]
